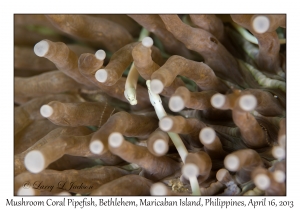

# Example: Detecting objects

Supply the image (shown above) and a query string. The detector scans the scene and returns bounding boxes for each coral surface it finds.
[14,14,286,196]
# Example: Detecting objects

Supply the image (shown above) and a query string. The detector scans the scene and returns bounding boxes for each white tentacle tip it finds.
[108,132,124,148]
[169,96,185,112]
[159,117,173,132]
[272,146,285,160]
[254,174,270,190]
[40,105,53,118]
[252,16,270,34]
[95,69,108,83]
[239,94,257,111]
[142,37,153,48]
[182,163,199,178]
[24,150,45,174]
[95,50,106,61]
[153,139,168,155]
[89,140,104,154]
[273,170,285,183]
[150,79,164,94]
[211,93,226,108]
[150,183,167,196]
[34,40,49,57]
[199,127,216,144]
[224,154,239,171]
[17,187,35,196]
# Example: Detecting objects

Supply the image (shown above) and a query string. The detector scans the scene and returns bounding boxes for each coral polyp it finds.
[14,14,286,196]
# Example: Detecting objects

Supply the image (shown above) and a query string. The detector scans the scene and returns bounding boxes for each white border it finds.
[3,0,299,209]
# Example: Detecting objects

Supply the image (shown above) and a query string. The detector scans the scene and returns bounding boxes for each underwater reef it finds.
[14,14,286,196]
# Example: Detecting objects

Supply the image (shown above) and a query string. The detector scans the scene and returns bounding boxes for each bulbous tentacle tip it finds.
[272,146,285,160]
[252,15,270,34]
[216,168,229,182]
[108,132,124,148]
[159,117,173,132]
[224,154,240,172]
[24,150,45,174]
[182,163,199,178]
[169,96,185,112]
[211,93,226,109]
[239,94,257,112]
[254,174,270,190]
[153,139,168,155]
[150,183,167,196]
[89,140,104,154]
[34,40,49,57]
[17,187,36,196]
[273,170,285,183]
[95,69,108,83]
[199,127,216,144]
[142,37,154,48]
[150,79,164,94]
[95,49,106,61]
[40,104,53,118]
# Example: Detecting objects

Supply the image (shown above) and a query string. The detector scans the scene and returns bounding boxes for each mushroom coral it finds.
[14,14,286,196]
